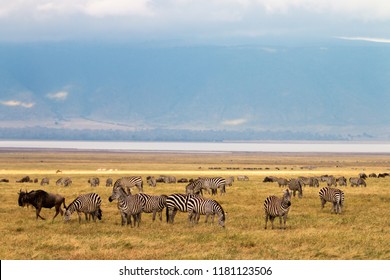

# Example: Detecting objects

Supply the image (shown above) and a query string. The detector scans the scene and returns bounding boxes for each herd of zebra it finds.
[15,171,385,230]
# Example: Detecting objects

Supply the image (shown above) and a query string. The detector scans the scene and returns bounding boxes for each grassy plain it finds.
[1,150,390,260]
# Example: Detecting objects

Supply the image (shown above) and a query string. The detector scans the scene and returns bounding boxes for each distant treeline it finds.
[0,126,353,141]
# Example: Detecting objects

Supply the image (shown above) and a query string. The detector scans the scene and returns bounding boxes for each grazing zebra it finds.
[137,193,167,221]
[276,178,289,188]
[88,177,100,187]
[64,193,102,223]
[108,185,143,227]
[319,187,344,214]
[349,177,367,187]
[40,177,50,186]
[321,175,337,187]
[56,177,72,187]
[106,178,113,187]
[187,196,225,227]
[336,176,347,187]
[166,193,199,224]
[146,176,157,187]
[288,179,303,198]
[264,189,292,230]
[198,177,226,195]
[237,175,249,181]
[225,176,234,186]
[185,179,203,195]
[115,176,144,194]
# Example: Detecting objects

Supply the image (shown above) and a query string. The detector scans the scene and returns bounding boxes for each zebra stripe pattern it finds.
[137,193,167,221]
[108,185,143,226]
[166,193,197,224]
[185,179,203,195]
[187,196,226,227]
[198,177,226,195]
[114,176,144,194]
[264,189,291,229]
[64,193,102,223]
[319,187,344,214]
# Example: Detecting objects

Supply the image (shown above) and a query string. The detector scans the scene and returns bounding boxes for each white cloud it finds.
[0,100,35,108]
[222,118,248,126]
[337,36,390,43]
[47,91,69,101]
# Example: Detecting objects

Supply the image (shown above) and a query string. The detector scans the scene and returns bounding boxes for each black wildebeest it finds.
[18,189,66,221]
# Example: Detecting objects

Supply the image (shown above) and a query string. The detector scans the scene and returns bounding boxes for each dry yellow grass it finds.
[1,150,390,260]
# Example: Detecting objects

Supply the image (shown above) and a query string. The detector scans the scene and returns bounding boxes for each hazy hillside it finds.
[1,41,389,140]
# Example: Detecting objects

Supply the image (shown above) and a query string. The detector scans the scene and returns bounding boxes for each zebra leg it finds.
[321,199,326,209]
[77,212,82,224]
[282,214,287,229]
[152,211,157,222]
[120,212,127,226]
[270,216,275,230]
[264,213,269,229]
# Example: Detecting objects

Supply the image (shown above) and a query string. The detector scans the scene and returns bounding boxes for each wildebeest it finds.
[18,189,66,221]
[16,176,31,183]
[0,178,9,183]
[88,177,100,187]
[106,178,113,187]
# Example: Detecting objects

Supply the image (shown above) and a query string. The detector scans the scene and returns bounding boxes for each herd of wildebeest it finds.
[3,171,389,229]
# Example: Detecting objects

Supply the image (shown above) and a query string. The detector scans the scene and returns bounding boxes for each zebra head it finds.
[108,185,127,202]
[64,208,72,222]
[283,189,292,207]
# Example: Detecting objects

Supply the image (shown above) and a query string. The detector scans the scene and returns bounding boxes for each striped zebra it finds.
[288,179,303,198]
[64,193,102,223]
[108,185,143,226]
[185,179,203,195]
[115,176,144,194]
[198,177,226,195]
[225,176,234,186]
[349,177,366,187]
[264,189,292,230]
[166,193,199,224]
[40,177,50,186]
[146,176,157,187]
[319,187,345,214]
[187,196,225,227]
[137,193,167,221]
[88,177,100,187]
[106,178,113,187]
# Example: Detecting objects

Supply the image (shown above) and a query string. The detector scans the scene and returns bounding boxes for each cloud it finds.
[46,91,69,101]
[222,118,248,126]
[337,36,390,43]
[0,100,35,108]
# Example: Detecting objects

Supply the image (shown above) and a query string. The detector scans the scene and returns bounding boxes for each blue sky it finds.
[0,0,389,43]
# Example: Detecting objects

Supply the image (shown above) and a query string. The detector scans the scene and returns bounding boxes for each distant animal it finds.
[276,178,289,188]
[225,176,234,186]
[18,189,66,221]
[177,178,189,183]
[146,176,157,187]
[187,196,225,227]
[359,173,368,179]
[263,176,278,183]
[319,187,344,214]
[0,178,9,183]
[64,193,102,223]
[198,177,226,195]
[288,179,303,198]
[336,176,347,187]
[115,176,143,194]
[237,175,249,181]
[40,177,50,186]
[88,177,100,187]
[106,178,113,187]
[263,189,292,230]
[369,173,377,178]
[56,177,72,187]
[56,170,62,174]
[108,185,143,227]
[16,176,31,183]
[185,179,203,195]
[349,177,367,187]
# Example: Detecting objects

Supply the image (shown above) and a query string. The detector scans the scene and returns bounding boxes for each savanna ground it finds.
[1,149,390,260]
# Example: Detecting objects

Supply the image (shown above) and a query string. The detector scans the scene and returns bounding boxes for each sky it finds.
[0,0,390,44]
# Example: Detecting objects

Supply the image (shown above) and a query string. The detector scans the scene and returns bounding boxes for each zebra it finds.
[198,177,226,195]
[64,193,102,223]
[264,189,292,230]
[40,177,50,186]
[56,177,72,187]
[137,193,167,221]
[336,176,347,187]
[88,177,100,187]
[288,179,303,198]
[146,176,157,187]
[349,177,367,187]
[166,193,198,224]
[106,178,113,187]
[115,176,143,194]
[321,175,337,187]
[185,179,203,195]
[319,187,345,214]
[237,175,249,181]
[108,185,143,227]
[187,196,226,227]
[276,177,289,188]
[225,176,234,186]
